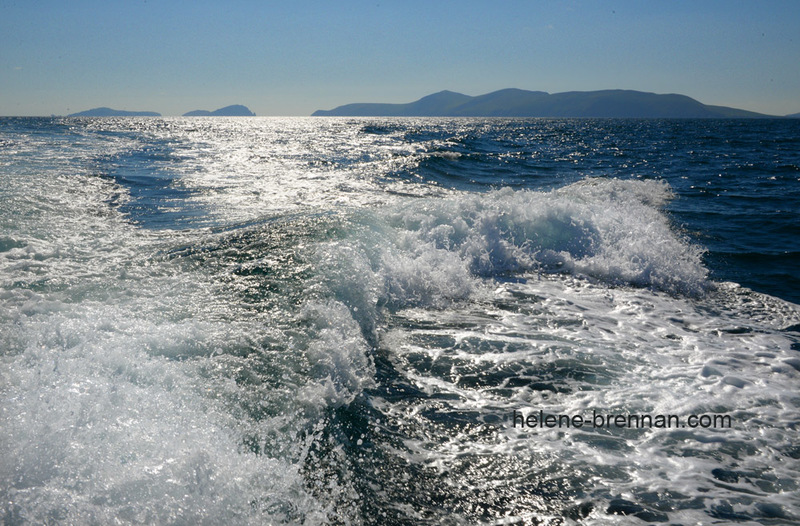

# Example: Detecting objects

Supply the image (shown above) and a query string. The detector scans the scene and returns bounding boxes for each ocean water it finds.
[1,116,799,525]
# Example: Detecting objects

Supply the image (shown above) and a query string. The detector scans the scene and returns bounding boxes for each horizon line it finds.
[3,86,799,118]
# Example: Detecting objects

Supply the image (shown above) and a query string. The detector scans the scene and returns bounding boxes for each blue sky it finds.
[2,0,799,116]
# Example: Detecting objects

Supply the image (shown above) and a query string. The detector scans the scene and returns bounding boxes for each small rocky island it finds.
[183,105,255,116]
[67,104,256,117]
[68,107,161,117]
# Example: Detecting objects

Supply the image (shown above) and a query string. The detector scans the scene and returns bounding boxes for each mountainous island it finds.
[68,107,161,117]
[183,104,255,116]
[312,89,776,118]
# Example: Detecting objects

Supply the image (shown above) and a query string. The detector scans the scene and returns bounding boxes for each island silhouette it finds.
[67,107,161,117]
[312,89,776,118]
[68,105,255,117]
[63,96,793,119]
[183,105,256,116]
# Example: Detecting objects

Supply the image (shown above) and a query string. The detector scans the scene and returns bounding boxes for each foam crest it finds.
[298,300,376,408]
[379,178,707,297]
[301,179,706,329]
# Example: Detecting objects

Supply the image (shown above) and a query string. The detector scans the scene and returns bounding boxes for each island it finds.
[68,107,161,117]
[182,105,255,117]
[312,89,775,118]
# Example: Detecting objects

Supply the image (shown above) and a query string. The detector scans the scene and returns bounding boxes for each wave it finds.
[315,179,709,320]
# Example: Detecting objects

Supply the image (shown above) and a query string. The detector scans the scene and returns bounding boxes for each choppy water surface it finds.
[1,117,799,524]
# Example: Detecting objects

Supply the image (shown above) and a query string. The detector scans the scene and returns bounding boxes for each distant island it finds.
[66,104,256,117]
[312,89,777,118]
[68,107,161,117]
[183,105,255,116]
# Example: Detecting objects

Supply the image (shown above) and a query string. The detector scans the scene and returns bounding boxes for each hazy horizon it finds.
[2,1,799,117]
[9,87,797,118]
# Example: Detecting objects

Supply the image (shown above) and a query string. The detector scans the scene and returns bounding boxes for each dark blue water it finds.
[2,117,799,524]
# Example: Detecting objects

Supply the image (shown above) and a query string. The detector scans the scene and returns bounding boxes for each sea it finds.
[1,116,799,525]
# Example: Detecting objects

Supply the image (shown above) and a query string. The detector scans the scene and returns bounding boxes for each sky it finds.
[1,0,799,116]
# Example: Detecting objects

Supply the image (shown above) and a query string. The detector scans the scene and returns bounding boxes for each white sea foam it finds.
[1,305,328,524]
[376,273,800,523]
[0,137,370,524]
[365,178,709,306]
